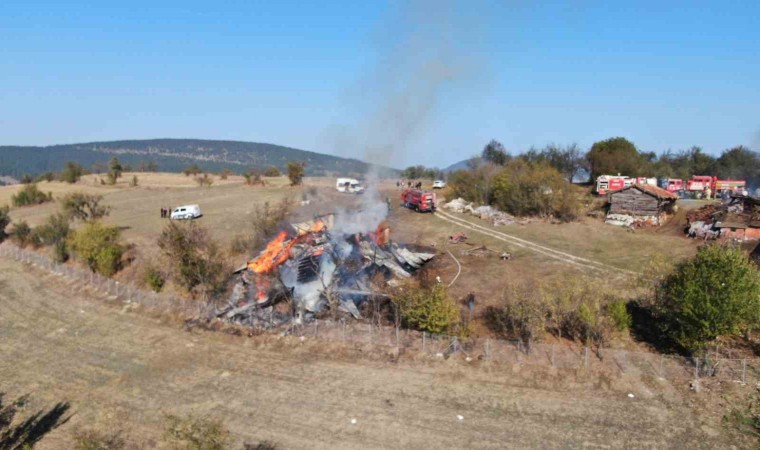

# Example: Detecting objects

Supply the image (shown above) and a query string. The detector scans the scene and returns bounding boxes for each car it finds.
[170,204,202,220]
[432,180,446,189]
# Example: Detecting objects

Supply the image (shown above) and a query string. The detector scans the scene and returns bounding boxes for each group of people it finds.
[396,180,423,189]
[159,207,173,218]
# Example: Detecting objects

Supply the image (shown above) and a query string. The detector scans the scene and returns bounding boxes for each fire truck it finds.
[685,175,746,197]
[401,189,436,212]
[659,178,683,193]
[595,175,632,195]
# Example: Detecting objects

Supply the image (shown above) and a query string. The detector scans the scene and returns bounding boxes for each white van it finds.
[170,204,202,220]
[336,178,365,194]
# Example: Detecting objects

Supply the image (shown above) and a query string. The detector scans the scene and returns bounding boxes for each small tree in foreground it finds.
[68,222,125,276]
[12,183,53,207]
[61,192,111,222]
[393,284,459,335]
[656,244,760,352]
[286,162,305,186]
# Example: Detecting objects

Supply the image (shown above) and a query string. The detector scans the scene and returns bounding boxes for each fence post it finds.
[694,357,699,380]
[314,319,318,338]
[484,339,490,361]
[422,332,426,353]
[395,326,400,349]
[516,341,522,363]
[342,320,346,341]
[743,359,747,384]
[583,346,589,369]
[551,344,555,367]
[368,323,372,344]
[621,351,627,373]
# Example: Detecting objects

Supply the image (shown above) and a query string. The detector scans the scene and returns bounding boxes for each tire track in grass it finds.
[434,209,639,276]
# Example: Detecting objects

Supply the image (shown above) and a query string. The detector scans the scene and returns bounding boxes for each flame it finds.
[373,221,390,246]
[247,231,296,274]
[309,219,326,233]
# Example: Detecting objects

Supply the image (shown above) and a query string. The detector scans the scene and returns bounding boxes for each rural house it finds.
[605,184,678,227]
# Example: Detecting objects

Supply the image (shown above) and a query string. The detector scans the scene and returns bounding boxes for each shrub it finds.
[244,441,280,450]
[486,280,548,343]
[230,199,293,255]
[158,222,229,299]
[218,169,232,180]
[263,166,281,177]
[243,170,265,186]
[68,222,125,276]
[34,212,71,262]
[196,173,214,187]
[37,171,56,182]
[606,300,632,332]
[286,162,305,186]
[10,221,32,248]
[12,183,53,207]
[723,386,760,441]
[655,244,760,352]
[61,192,111,222]
[0,205,10,241]
[108,157,123,185]
[60,161,85,183]
[393,284,459,335]
[183,164,202,176]
[73,429,126,450]
[163,414,231,450]
[130,175,139,187]
[145,266,165,292]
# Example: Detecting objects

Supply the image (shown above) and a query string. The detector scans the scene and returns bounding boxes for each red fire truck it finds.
[401,189,436,212]
[595,175,632,195]
[685,176,746,197]
[660,178,683,193]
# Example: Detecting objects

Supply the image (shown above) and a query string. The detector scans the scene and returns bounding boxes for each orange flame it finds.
[373,221,390,246]
[247,231,296,274]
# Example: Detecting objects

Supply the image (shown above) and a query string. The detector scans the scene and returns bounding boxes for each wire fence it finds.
[3,242,760,384]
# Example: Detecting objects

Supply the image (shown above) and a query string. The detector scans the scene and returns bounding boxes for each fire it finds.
[247,231,296,274]
[373,221,390,246]
[309,219,326,233]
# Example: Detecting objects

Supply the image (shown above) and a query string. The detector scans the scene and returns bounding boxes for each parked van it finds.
[170,204,202,220]
[336,178,365,194]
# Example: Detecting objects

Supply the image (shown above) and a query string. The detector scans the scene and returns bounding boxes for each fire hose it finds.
[445,246,461,288]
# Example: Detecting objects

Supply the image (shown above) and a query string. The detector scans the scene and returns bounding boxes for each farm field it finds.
[0,257,743,449]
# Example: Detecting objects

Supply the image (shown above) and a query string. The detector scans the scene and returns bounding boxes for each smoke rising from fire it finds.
[325,0,490,236]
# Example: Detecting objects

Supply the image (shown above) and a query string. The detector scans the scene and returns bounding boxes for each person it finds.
[160,207,165,218]
[466,292,475,312]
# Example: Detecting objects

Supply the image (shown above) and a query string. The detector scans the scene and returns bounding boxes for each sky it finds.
[1,0,759,168]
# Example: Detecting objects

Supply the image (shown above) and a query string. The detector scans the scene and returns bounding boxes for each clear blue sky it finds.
[2,1,759,168]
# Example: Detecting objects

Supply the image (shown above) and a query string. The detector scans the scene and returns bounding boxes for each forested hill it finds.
[0,139,393,177]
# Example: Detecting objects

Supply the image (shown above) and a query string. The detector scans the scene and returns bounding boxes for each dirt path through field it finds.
[0,258,730,449]
[434,209,639,276]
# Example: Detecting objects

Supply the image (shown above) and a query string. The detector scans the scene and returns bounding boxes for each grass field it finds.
[0,258,745,449]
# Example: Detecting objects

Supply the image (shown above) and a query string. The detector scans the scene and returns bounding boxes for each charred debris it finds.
[217,213,435,328]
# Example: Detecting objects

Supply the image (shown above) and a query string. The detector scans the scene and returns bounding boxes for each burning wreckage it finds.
[218,214,435,327]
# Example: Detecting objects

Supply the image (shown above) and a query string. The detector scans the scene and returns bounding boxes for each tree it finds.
[716,146,760,185]
[61,192,111,222]
[195,173,213,187]
[287,162,305,186]
[656,244,760,352]
[157,222,229,299]
[392,284,460,335]
[523,143,586,183]
[60,161,85,183]
[107,157,123,185]
[68,221,125,276]
[0,205,10,242]
[482,139,509,166]
[263,166,281,177]
[586,137,648,181]
[33,212,71,262]
[183,164,202,176]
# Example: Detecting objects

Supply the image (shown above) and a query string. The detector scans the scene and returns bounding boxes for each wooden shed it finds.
[607,184,678,226]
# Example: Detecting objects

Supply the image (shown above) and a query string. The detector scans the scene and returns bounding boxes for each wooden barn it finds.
[606,184,678,226]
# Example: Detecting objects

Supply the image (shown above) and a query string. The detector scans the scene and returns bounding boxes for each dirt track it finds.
[0,258,738,448]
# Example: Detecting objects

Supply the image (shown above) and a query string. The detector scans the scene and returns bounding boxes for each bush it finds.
[145,266,165,292]
[393,284,460,335]
[158,222,229,299]
[61,192,111,222]
[10,221,32,248]
[243,170,265,186]
[12,183,53,207]
[73,429,126,450]
[286,162,305,186]
[164,414,231,450]
[196,173,214,187]
[130,175,139,187]
[60,161,85,183]
[263,166,281,177]
[230,199,292,255]
[68,222,125,276]
[655,244,760,352]
[183,164,202,176]
[606,300,632,332]
[34,213,71,262]
[0,205,10,241]
[37,171,56,182]
[486,280,548,343]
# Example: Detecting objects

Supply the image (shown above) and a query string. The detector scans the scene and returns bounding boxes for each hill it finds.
[0,138,394,177]
[443,157,480,173]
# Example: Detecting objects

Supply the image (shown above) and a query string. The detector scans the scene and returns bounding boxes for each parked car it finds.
[170,204,202,220]
[335,178,365,194]
[432,180,446,189]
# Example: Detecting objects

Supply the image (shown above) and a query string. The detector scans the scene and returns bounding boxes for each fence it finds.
[3,242,759,385]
